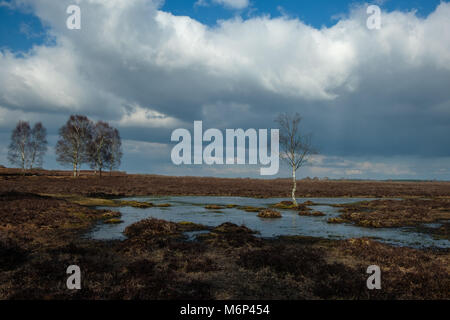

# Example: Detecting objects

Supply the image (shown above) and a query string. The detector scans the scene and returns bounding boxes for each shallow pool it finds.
[87,196,450,248]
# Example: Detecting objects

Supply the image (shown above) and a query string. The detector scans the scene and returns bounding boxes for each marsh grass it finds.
[330,199,450,231]
[0,191,448,300]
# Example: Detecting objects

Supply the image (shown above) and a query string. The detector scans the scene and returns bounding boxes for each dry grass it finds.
[2,171,450,198]
[257,209,282,218]
[0,179,449,300]
[332,199,450,229]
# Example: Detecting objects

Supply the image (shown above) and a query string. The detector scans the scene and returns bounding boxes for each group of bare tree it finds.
[8,112,307,195]
[8,121,48,170]
[56,115,123,177]
[8,115,122,177]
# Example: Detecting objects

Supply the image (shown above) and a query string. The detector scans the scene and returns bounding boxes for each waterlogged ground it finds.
[1,191,448,299]
[88,196,450,248]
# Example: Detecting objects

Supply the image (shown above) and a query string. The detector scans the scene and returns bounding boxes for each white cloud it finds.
[2,0,447,113]
[117,104,183,128]
[345,169,362,175]
[0,0,450,177]
[123,139,170,155]
[303,155,416,178]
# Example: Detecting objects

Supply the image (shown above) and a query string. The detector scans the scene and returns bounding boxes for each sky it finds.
[0,0,449,180]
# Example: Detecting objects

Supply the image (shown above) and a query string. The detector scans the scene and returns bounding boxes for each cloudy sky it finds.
[0,0,449,179]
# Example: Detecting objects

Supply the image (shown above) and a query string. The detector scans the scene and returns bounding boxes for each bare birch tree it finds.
[276,113,316,206]
[29,122,48,169]
[105,128,123,175]
[88,121,113,176]
[8,121,48,171]
[56,115,93,177]
[8,121,31,171]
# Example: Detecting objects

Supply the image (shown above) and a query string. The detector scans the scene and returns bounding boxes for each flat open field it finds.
[1,169,450,198]
[0,170,449,300]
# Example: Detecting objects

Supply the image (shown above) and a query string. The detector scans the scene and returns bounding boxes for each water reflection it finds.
[87,196,450,248]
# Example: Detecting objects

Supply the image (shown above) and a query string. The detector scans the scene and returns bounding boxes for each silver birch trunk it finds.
[291,166,298,206]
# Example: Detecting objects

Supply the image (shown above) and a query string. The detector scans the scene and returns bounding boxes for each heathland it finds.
[0,168,449,299]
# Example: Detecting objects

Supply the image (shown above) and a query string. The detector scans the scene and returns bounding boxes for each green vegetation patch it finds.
[104,218,123,224]
[205,204,225,210]
[240,206,262,212]
[272,201,311,211]
[63,196,154,208]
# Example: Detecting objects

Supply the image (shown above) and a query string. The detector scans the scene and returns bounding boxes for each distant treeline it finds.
[7,114,123,177]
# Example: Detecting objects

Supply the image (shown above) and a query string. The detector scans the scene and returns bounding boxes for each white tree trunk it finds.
[73,162,77,177]
[291,167,298,206]
[21,144,26,171]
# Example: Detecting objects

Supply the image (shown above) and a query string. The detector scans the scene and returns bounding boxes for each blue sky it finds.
[0,0,450,180]
[0,1,46,51]
[162,0,442,26]
[0,0,443,52]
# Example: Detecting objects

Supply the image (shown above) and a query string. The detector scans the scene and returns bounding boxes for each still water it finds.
[88,196,449,248]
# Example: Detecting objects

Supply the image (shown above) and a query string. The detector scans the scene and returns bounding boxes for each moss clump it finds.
[257,209,282,218]
[155,203,171,208]
[120,200,154,208]
[70,197,118,207]
[104,218,123,224]
[272,201,311,211]
[272,201,296,209]
[241,206,261,212]
[178,221,193,225]
[299,211,325,217]
[101,211,121,219]
[205,205,225,210]
[358,220,383,228]
[68,196,154,208]
[327,217,346,224]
